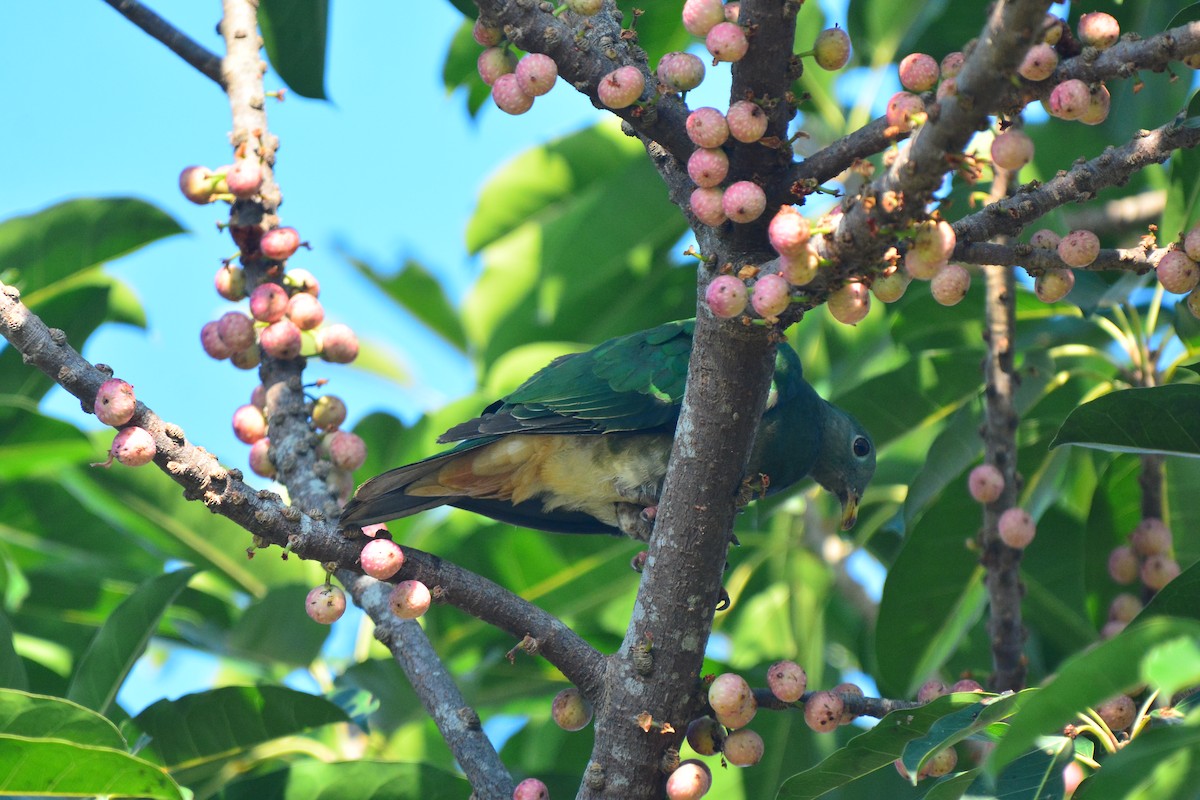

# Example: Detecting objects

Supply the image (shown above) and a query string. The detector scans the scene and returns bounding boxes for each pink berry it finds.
[998,507,1036,549]
[666,760,711,800]
[328,430,367,471]
[477,47,515,87]
[319,323,360,363]
[515,53,558,97]
[260,319,303,360]
[968,464,1005,504]
[913,219,956,263]
[708,673,753,718]
[917,679,948,703]
[232,403,267,444]
[687,148,729,188]
[781,247,819,286]
[1142,555,1181,591]
[690,187,727,227]
[871,268,910,303]
[951,679,984,693]
[250,383,267,410]
[285,268,321,297]
[214,264,246,301]
[260,226,302,261]
[110,426,156,467]
[361,523,389,538]
[991,129,1034,171]
[685,717,724,756]
[686,107,729,148]
[217,311,256,351]
[705,275,747,318]
[827,282,871,325]
[722,180,766,223]
[804,690,843,733]
[312,395,347,430]
[767,660,807,703]
[931,263,970,306]
[1107,546,1139,585]
[899,53,939,92]
[706,22,748,63]
[1102,619,1127,639]
[921,747,958,778]
[1185,226,1200,261]
[201,321,236,360]
[751,274,791,319]
[225,160,262,199]
[551,687,593,731]
[1078,12,1120,50]
[566,0,601,14]
[1130,518,1172,557]
[1156,249,1200,294]
[1080,84,1111,125]
[813,27,851,71]
[94,378,136,427]
[1049,79,1090,120]
[1095,695,1136,732]
[768,206,810,257]
[248,437,275,478]
[597,66,644,109]
[492,73,534,115]
[1058,230,1100,267]
[361,538,405,580]
[657,52,705,92]
[714,695,756,730]
[886,91,924,132]
[936,77,958,101]
[723,728,764,767]
[472,18,503,47]
[726,100,767,143]
[250,283,290,323]
[286,292,326,330]
[1030,229,1061,249]
[1018,43,1058,81]
[682,0,725,37]
[904,248,943,280]
[1189,290,1200,320]
[230,343,261,370]
[1035,268,1075,302]
[390,579,432,619]
[1109,592,1142,623]
[940,52,965,79]
[305,584,346,624]
[179,166,218,204]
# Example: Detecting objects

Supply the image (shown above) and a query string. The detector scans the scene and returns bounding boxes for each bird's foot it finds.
[616,502,656,541]
[735,472,771,509]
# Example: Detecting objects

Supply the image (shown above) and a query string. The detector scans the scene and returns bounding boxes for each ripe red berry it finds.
[551,687,593,731]
[286,292,326,330]
[751,274,791,320]
[1018,43,1058,81]
[99,426,156,468]
[260,319,303,360]
[472,18,503,47]
[94,378,136,427]
[705,275,747,318]
[686,107,729,148]
[217,311,257,352]
[681,0,725,37]
[968,464,1005,504]
[689,187,727,227]
[515,53,558,97]
[250,383,267,411]
[201,321,236,360]
[768,206,810,257]
[477,46,516,87]
[597,66,644,109]
[260,226,302,261]
[998,507,1036,549]
[991,129,1034,171]
[951,679,984,693]
[726,100,767,143]
[940,52,965,79]
[666,760,711,800]
[328,430,367,471]
[250,283,290,323]
[360,538,405,580]
[305,584,346,624]
[1156,250,1200,294]
[722,180,766,223]
[657,52,706,93]
[248,437,275,478]
[1078,12,1120,50]
[1048,79,1090,120]
[886,91,924,131]
[706,23,748,63]
[225,159,263,199]
[812,27,851,71]
[898,53,939,92]
[232,403,267,444]
[390,579,432,619]
[492,73,534,115]
[319,323,360,363]
[1058,230,1100,268]
[687,148,729,188]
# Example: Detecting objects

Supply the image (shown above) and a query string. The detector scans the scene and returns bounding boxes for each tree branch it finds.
[341,571,515,800]
[752,688,922,718]
[956,242,1160,274]
[103,0,224,86]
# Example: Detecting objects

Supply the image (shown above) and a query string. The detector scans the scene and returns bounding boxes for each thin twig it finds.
[103,0,223,85]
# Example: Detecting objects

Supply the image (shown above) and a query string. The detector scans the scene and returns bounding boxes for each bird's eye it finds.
[852,436,871,458]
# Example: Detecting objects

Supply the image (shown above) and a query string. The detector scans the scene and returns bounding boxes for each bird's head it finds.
[810,404,876,530]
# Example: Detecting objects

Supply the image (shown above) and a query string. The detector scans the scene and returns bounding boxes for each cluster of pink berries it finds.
[1035,13,1116,126]
[476,12,561,117]
[890,677,988,782]
[305,524,432,626]
[1105,517,1181,634]
[1158,225,1200,318]
[681,0,748,64]
[968,464,1037,548]
[89,378,156,468]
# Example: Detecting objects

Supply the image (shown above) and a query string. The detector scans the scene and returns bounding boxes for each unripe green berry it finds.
[551,687,593,731]
[813,27,851,71]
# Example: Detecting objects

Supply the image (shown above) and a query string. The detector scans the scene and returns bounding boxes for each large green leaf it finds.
[0,734,182,799]
[259,0,329,99]
[0,197,183,296]
[217,760,469,800]
[0,688,126,749]
[0,405,93,482]
[224,584,331,666]
[66,567,198,713]
[1141,558,1200,623]
[133,685,350,777]
[1050,385,1200,457]
[353,258,467,351]
[0,613,26,690]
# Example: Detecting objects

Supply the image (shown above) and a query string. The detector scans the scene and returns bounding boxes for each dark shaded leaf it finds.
[217,759,469,800]
[353,258,467,350]
[259,0,329,99]
[1050,385,1200,457]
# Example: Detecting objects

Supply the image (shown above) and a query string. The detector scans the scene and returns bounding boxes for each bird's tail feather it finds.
[339,451,466,528]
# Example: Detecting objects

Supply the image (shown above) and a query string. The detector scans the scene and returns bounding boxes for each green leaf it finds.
[133,685,350,778]
[441,19,492,117]
[224,585,331,666]
[1050,385,1200,457]
[0,197,183,296]
[900,692,1034,776]
[1140,636,1200,699]
[1141,556,1200,622]
[0,404,93,481]
[217,759,469,800]
[0,734,182,798]
[990,617,1200,774]
[259,0,329,99]
[1073,714,1200,800]
[66,567,198,713]
[0,688,126,749]
[352,258,467,351]
[775,693,1012,799]
[0,613,26,690]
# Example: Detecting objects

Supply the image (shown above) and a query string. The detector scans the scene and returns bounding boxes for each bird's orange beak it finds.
[840,492,860,531]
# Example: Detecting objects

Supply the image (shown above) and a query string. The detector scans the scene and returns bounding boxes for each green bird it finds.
[339,320,875,539]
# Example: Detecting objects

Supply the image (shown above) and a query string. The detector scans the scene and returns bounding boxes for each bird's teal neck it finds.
[749,375,824,496]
